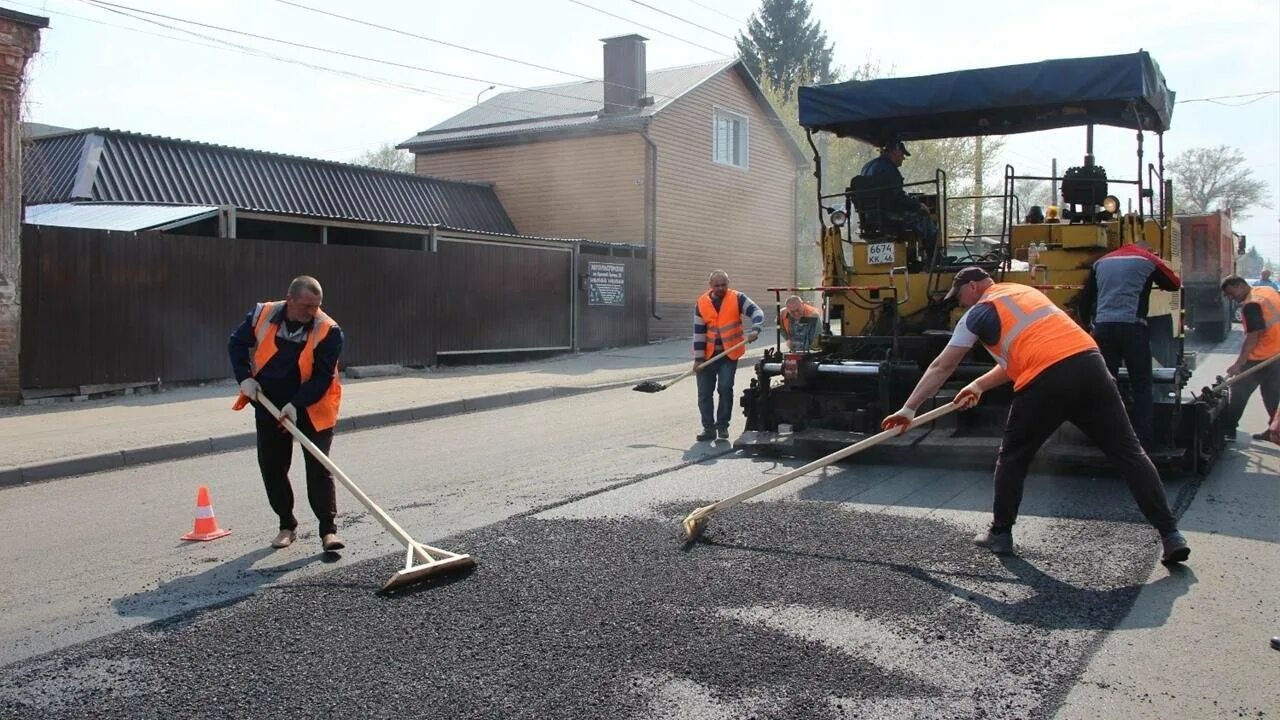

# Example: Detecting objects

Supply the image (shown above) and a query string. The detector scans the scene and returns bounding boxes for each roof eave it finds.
[402,118,648,154]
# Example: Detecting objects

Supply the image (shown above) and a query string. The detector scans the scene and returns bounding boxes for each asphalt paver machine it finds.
[736,52,1227,474]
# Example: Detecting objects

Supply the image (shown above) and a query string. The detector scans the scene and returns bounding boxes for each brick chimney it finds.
[600,34,650,114]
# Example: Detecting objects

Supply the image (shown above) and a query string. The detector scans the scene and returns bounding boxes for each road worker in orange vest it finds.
[1219,275,1280,442]
[881,266,1189,564]
[694,270,765,442]
[780,295,822,351]
[230,275,346,552]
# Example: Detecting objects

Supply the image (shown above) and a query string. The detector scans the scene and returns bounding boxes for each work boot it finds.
[1271,637,1280,652]
[322,533,345,552]
[716,427,730,440]
[270,529,296,549]
[973,527,1014,554]
[1160,531,1190,565]
[696,428,715,442]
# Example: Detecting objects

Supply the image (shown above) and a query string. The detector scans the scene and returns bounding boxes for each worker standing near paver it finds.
[1219,275,1280,442]
[881,267,1190,563]
[230,275,346,552]
[1078,242,1182,448]
[693,270,764,441]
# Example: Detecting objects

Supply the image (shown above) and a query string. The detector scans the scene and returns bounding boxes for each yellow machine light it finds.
[1102,195,1120,214]
[1045,204,1061,223]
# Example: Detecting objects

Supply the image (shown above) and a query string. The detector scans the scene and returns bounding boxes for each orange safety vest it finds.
[1244,286,1280,361]
[780,303,821,336]
[232,300,343,431]
[978,283,1098,391]
[697,289,747,361]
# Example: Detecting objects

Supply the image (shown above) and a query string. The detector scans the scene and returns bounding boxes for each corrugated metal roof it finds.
[24,203,219,231]
[21,129,518,235]
[401,60,733,149]
[23,131,85,202]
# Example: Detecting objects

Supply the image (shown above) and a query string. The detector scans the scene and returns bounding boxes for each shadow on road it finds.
[111,547,322,624]
[907,555,1197,631]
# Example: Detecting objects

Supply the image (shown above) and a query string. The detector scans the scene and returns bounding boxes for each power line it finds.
[271,0,676,102]
[79,0,648,109]
[1177,90,1279,105]
[67,0,586,126]
[564,0,731,56]
[681,0,743,24]
[21,0,469,104]
[628,0,738,42]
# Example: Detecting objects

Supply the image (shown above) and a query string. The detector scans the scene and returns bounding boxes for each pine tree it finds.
[736,0,836,100]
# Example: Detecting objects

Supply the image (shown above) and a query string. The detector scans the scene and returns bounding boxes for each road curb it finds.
[0,373,682,488]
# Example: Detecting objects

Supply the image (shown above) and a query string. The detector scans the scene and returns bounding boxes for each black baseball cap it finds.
[943,266,991,300]
[883,139,911,156]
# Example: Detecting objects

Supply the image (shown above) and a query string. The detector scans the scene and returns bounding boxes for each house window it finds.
[712,108,748,169]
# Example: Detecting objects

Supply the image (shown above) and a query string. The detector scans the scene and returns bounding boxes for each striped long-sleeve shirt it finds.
[693,291,765,358]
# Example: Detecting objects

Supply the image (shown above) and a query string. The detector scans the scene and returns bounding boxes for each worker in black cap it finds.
[880,267,1190,565]
[858,139,937,258]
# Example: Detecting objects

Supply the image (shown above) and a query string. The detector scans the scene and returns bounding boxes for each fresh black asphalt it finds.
[0,477,1180,720]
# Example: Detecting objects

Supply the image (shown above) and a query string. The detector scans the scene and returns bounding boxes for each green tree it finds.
[1239,246,1266,278]
[350,143,414,173]
[1168,145,1270,219]
[737,0,836,100]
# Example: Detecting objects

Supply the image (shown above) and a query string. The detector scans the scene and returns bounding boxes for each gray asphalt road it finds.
[0,339,1257,719]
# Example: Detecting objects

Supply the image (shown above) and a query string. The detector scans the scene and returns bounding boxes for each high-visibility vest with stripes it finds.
[698,289,747,361]
[232,300,343,431]
[1245,286,1280,361]
[978,283,1098,391]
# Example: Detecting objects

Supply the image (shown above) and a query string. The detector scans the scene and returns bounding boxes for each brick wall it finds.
[0,12,45,403]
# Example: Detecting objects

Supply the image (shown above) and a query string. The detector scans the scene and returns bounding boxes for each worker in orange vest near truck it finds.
[230,275,345,552]
[1220,275,1280,442]
[881,266,1189,564]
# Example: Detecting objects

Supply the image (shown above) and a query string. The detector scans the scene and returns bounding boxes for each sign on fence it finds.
[587,262,626,306]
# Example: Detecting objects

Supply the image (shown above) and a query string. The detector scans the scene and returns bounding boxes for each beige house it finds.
[400,35,805,339]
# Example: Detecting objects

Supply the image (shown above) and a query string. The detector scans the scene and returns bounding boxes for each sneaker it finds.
[322,533,345,552]
[270,529,296,549]
[716,427,729,440]
[973,528,1014,554]
[1160,531,1190,565]
[695,428,715,441]
[1251,431,1272,442]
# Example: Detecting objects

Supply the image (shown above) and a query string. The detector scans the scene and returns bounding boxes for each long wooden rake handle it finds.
[1209,351,1280,393]
[685,403,958,530]
[664,338,750,388]
[255,394,437,563]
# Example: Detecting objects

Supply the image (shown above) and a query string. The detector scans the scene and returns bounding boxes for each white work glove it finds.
[747,330,760,343]
[280,403,298,425]
[953,381,983,410]
[238,378,260,399]
[881,406,916,436]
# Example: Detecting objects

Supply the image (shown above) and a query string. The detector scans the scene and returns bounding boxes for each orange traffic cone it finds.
[181,484,231,541]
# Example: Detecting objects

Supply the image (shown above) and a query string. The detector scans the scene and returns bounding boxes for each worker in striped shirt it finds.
[693,270,765,441]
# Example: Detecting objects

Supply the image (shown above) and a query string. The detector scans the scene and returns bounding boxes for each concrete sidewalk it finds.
[0,338,770,486]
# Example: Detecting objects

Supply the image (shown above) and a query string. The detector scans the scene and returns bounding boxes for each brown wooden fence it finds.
[19,225,649,390]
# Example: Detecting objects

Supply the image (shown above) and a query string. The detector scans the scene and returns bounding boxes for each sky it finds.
[11,0,1280,260]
